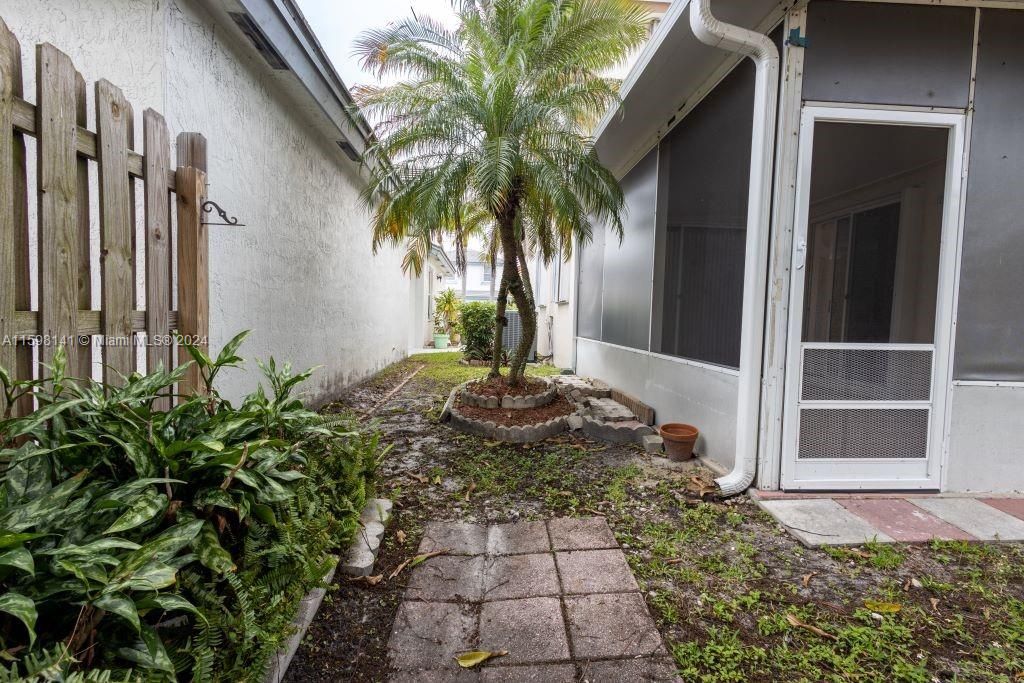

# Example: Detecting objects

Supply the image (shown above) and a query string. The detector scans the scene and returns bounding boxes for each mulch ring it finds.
[465,376,549,399]
[455,393,574,426]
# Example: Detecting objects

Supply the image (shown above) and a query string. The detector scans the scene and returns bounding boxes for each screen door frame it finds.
[780,106,966,490]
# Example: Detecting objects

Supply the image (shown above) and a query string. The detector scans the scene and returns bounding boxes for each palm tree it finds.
[355,0,648,384]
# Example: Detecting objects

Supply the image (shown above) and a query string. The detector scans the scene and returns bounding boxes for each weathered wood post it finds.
[175,132,209,398]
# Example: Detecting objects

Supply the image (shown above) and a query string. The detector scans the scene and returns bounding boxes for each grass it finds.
[340,351,1024,683]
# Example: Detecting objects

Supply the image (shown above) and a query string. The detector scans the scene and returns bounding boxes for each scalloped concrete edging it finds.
[448,403,570,443]
[461,379,557,410]
[264,498,393,683]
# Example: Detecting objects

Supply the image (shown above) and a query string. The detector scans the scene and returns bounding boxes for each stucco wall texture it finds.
[3,0,411,404]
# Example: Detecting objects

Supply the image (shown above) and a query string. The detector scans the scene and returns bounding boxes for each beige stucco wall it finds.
[3,0,410,403]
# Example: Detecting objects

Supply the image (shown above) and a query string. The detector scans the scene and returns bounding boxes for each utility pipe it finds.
[689,0,779,496]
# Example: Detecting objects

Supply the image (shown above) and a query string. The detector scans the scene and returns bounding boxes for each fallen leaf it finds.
[455,650,509,669]
[848,549,873,559]
[432,475,442,485]
[786,613,838,641]
[396,529,407,544]
[410,472,428,484]
[349,574,383,586]
[929,597,940,613]
[665,558,685,565]
[864,600,902,614]
[388,548,453,581]
[801,572,817,588]
[465,482,477,501]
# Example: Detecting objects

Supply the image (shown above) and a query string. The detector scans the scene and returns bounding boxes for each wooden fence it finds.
[0,17,209,414]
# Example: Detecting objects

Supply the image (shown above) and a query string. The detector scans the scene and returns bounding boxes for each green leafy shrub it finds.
[0,332,385,681]
[460,301,497,360]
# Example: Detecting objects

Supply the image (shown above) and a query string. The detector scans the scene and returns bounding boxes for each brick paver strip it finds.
[419,521,488,555]
[547,516,618,551]
[555,550,639,594]
[388,518,671,680]
[478,597,570,664]
[564,593,666,659]
[483,553,560,601]
[406,555,485,602]
[839,499,976,542]
[981,498,1024,523]
[387,601,476,671]
[487,521,550,555]
[579,657,681,682]
[479,663,576,682]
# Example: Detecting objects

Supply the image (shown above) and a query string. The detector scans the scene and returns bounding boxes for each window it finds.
[554,252,570,303]
[482,263,492,282]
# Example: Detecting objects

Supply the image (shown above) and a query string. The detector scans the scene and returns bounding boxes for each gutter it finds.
[689,0,779,496]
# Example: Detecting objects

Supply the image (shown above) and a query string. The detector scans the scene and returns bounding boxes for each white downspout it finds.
[689,0,779,496]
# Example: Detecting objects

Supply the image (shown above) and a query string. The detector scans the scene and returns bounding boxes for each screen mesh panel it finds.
[797,408,929,459]
[802,347,932,402]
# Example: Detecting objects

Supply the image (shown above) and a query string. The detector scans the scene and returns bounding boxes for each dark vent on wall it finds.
[229,12,289,70]
[336,140,361,162]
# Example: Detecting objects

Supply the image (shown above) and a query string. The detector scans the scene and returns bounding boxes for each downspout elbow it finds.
[689,0,779,497]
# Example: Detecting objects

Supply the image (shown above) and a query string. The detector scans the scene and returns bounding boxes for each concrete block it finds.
[564,593,665,659]
[487,521,551,555]
[912,498,1024,541]
[483,553,560,601]
[643,434,664,454]
[547,517,618,551]
[478,597,569,664]
[567,414,584,430]
[501,396,515,409]
[387,601,477,671]
[555,549,639,594]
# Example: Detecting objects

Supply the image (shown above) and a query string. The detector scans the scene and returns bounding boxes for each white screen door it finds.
[781,107,965,490]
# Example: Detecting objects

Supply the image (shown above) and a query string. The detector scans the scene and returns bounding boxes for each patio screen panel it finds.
[803,1,974,109]
[954,9,1024,381]
[576,212,606,340]
[652,61,755,369]
[599,149,658,351]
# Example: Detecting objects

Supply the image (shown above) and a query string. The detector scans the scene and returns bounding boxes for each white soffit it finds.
[595,0,780,178]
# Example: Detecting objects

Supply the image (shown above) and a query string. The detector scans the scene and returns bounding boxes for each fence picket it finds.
[36,43,79,377]
[143,109,172,407]
[0,19,19,413]
[175,164,208,397]
[73,72,91,378]
[96,79,134,384]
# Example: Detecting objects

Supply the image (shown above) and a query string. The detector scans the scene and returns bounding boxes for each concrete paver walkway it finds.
[753,492,1024,546]
[387,517,679,682]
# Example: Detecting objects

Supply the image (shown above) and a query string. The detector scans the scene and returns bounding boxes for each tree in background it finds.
[355,0,647,384]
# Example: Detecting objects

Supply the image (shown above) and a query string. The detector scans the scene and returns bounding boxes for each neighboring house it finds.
[444,243,503,301]
[533,250,575,369]
[3,0,412,404]
[409,244,456,349]
[576,0,1024,494]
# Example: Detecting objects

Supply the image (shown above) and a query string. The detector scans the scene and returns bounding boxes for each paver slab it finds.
[564,593,666,659]
[839,498,975,542]
[419,521,488,555]
[912,498,1024,541]
[758,498,894,546]
[387,601,477,671]
[487,521,550,555]
[547,517,618,551]
[478,597,570,664]
[480,663,576,682]
[390,670,479,682]
[555,550,639,594]
[483,553,560,601]
[982,498,1024,522]
[578,657,681,682]
[406,555,485,602]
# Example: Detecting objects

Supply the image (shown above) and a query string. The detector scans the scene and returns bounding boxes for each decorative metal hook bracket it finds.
[201,200,246,227]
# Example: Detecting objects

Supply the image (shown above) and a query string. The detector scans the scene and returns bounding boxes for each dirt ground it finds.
[285,353,1024,683]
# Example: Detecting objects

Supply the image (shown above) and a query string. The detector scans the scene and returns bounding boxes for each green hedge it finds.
[459,301,496,360]
[0,332,387,681]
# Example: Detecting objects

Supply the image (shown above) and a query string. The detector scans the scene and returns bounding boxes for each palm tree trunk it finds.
[489,266,510,379]
[509,240,537,383]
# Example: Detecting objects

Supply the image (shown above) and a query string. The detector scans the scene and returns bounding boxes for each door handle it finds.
[795,239,807,270]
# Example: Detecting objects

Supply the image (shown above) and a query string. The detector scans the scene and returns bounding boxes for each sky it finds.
[295,0,458,88]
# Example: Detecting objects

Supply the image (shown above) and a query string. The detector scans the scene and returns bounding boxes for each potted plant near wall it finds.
[435,288,460,348]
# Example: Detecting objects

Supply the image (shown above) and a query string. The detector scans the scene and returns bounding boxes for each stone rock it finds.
[642,434,664,454]
[567,414,584,430]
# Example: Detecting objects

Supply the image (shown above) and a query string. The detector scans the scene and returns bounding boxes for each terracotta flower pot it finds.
[659,423,699,462]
